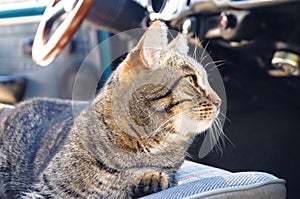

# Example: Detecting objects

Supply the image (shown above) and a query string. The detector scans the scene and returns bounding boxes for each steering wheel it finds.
[32,0,94,66]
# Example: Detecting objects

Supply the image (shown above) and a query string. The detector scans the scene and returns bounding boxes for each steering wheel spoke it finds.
[32,0,94,66]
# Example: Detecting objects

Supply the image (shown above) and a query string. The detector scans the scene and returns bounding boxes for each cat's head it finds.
[108,20,221,139]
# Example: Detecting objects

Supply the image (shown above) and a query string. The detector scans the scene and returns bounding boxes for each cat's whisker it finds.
[200,53,211,67]
[145,103,167,119]
[216,119,226,143]
[215,60,228,67]
[148,109,193,137]
[207,127,217,153]
[204,116,226,154]
[212,62,226,70]
[151,111,187,135]
[204,61,215,69]
[214,60,227,64]
[218,111,231,122]
[187,34,202,59]
[204,60,226,70]
[193,36,204,49]
[213,124,224,153]
[200,40,211,65]
[193,44,198,60]
[215,117,235,148]
[210,124,221,153]
[207,59,227,65]
[168,30,175,40]
[148,125,171,139]
[213,123,222,147]
[192,37,201,60]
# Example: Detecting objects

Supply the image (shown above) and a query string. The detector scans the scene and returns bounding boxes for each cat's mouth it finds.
[212,105,221,120]
[172,105,220,136]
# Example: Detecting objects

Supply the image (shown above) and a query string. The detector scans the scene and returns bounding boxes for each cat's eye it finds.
[186,75,199,88]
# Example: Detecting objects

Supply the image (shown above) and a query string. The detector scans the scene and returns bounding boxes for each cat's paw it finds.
[127,171,171,198]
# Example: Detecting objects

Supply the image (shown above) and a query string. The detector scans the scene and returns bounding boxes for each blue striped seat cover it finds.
[141,161,286,199]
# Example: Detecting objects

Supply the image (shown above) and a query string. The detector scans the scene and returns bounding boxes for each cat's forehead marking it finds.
[163,52,207,79]
[178,63,195,74]
[186,56,206,74]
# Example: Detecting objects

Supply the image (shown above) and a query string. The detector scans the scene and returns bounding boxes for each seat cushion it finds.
[141,161,286,199]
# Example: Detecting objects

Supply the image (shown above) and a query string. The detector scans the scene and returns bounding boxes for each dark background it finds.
[189,43,300,198]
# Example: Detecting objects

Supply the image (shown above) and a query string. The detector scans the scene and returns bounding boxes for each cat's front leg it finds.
[126,171,174,199]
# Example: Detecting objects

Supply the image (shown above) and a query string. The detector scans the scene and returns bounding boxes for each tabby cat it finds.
[0,20,221,199]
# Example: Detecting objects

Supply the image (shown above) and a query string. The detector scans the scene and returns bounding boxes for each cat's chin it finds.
[174,115,215,137]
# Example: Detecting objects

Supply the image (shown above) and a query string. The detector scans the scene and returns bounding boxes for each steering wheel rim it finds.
[32,0,94,66]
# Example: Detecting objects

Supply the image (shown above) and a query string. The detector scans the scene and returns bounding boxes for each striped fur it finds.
[0,21,221,198]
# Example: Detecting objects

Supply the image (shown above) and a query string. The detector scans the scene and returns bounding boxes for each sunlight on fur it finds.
[0,20,226,199]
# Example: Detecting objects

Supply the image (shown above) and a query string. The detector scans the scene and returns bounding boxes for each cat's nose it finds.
[208,90,222,108]
[212,98,222,108]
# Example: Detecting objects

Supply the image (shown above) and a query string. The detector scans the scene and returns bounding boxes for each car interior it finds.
[0,0,299,198]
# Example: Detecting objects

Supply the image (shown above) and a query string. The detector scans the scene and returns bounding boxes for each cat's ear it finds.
[168,33,189,55]
[135,20,168,68]
[119,21,168,79]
